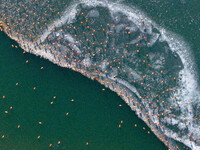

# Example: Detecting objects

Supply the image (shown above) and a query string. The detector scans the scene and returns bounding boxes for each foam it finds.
[81,1,200,149]
[81,1,200,148]
[82,56,92,67]
[87,9,100,17]
[148,33,160,46]
[4,0,200,149]
[38,2,79,43]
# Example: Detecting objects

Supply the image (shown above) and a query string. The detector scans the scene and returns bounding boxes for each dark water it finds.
[128,0,200,78]
[0,0,200,150]
[0,32,167,150]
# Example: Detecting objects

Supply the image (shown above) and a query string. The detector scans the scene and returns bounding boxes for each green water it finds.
[0,32,167,150]
[127,0,200,79]
[1,0,200,150]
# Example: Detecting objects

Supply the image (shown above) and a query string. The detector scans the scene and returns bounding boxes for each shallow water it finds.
[0,0,200,149]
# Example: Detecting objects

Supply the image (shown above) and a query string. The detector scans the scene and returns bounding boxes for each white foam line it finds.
[5,33,179,150]
[80,0,200,149]
[5,0,200,149]
[38,2,79,43]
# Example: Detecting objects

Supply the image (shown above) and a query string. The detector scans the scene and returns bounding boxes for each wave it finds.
[1,0,200,149]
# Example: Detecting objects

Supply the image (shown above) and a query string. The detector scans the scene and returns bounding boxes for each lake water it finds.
[0,0,199,149]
